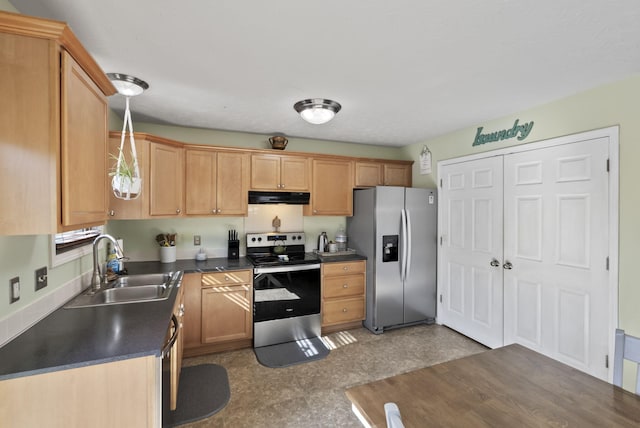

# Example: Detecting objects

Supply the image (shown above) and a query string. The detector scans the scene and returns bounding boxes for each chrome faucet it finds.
[91,234,125,292]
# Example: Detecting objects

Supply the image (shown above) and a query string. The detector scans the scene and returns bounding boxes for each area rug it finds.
[254,337,330,368]
[163,364,230,427]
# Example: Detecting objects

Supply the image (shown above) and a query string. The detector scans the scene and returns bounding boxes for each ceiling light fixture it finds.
[107,73,149,200]
[294,98,342,125]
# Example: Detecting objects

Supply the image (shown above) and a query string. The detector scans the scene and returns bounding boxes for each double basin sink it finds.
[64,271,182,309]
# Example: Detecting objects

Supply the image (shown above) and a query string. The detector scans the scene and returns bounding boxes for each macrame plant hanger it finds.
[112,96,142,200]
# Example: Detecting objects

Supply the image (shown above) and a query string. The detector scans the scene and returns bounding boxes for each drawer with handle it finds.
[323,297,365,325]
[202,270,252,286]
[324,274,365,299]
[323,260,365,276]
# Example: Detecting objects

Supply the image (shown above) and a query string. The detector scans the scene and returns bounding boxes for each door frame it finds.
[436,126,619,380]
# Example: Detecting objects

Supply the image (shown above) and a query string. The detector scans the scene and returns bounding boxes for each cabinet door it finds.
[107,135,149,219]
[185,149,216,215]
[201,285,252,343]
[280,156,310,191]
[384,164,412,187]
[217,152,248,215]
[149,143,183,216]
[306,159,354,216]
[355,162,383,188]
[0,33,56,235]
[182,273,202,349]
[250,154,280,190]
[60,50,109,228]
[170,284,184,410]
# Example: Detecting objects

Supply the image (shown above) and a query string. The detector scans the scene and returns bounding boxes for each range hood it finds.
[248,191,310,205]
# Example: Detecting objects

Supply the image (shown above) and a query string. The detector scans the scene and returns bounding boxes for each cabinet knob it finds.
[224,275,230,281]
[343,266,349,271]
[281,184,285,189]
[342,308,348,313]
[313,210,317,214]
[343,284,348,288]
[176,208,181,214]
[212,209,216,214]
[217,209,221,213]
[108,210,115,216]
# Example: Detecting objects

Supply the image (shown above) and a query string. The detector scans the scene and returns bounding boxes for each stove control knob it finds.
[251,237,256,242]
[292,236,297,240]
[257,237,262,242]
[297,235,302,240]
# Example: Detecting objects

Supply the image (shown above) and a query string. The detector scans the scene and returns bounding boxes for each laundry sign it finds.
[473,119,534,147]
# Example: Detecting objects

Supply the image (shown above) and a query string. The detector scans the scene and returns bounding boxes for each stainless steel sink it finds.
[64,271,182,309]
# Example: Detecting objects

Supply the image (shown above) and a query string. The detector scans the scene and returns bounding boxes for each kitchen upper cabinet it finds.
[305,158,354,216]
[250,154,310,191]
[107,134,150,219]
[354,161,413,188]
[149,142,184,217]
[0,12,115,235]
[185,149,249,216]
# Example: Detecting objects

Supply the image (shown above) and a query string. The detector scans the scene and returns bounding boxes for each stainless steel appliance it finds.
[347,186,437,334]
[246,232,322,348]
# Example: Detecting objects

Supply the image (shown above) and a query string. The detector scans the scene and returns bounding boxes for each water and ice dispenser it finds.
[382,235,398,262]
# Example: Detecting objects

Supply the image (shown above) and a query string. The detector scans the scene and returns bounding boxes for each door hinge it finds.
[605,354,609,368]
[606,257,609,271]
[606,159,610,172]
[440,236,443,246]
[439,294,443,303]
[440,178,443,188]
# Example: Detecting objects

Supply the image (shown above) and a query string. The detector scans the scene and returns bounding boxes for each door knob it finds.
[490,259,500,267]
[503,261,513,270]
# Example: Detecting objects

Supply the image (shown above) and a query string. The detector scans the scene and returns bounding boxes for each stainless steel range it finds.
[246,232,321,348]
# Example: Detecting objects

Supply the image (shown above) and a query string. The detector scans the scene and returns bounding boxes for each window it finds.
[50,226,103,267]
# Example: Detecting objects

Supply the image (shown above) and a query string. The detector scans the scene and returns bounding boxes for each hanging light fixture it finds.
[107,73,149,200]
[294,98,342,124]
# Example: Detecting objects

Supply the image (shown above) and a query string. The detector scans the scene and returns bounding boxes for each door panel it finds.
[503,137,609,380]
[438,156,504,349]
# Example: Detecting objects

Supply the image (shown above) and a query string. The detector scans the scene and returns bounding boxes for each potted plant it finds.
[110,149,142,200]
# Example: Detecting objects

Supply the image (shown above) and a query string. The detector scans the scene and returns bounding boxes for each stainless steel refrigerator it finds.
[347,186,437,334]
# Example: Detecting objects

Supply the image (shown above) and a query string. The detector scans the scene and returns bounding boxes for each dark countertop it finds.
[0,258,254,381]
[317,253,367,263]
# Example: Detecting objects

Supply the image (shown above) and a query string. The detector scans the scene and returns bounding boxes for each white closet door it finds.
[503,137,609,379]
[439,156,504,348]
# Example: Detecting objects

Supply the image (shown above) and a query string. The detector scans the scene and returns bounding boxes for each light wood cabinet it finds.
[149,142,184,217]
[0,356,160,427]
[355,161,412,188]
[185,149,249,216]
[201,270,253,344]
[182,273,203,350]
[322,260,366,329]
[251,153,310,191]
[305,158,354,216]
[0,12,115,235]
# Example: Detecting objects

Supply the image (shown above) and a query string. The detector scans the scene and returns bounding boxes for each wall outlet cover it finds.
[10,277,20,303]
[35,266,48,291]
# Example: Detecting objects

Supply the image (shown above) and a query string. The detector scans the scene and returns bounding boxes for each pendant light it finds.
[294,99,342,124]
[107,73,149,200]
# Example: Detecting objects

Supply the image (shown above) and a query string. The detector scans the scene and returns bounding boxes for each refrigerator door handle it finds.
[401,208,408,281]
[406,208,412,279]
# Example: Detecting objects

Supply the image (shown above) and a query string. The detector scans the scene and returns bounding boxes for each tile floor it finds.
[181,324,487,427]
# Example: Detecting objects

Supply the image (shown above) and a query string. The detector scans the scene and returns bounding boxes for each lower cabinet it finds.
[321,260,366,332]
[169,283,184,411]
[0,356,160,427]
[183,270,254,356]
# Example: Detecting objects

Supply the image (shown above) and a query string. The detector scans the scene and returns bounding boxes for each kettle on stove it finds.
[317,232,328,252]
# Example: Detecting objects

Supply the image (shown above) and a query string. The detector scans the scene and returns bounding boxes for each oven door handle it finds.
[254,263,321,274]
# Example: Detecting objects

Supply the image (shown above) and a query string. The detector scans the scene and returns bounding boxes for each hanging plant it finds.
[110,149,141,200]
[111,96,143,200]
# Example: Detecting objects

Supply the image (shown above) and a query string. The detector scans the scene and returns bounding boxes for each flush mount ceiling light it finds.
[107,73,149,200]
[107,73,149,97]
[293,98,342,125]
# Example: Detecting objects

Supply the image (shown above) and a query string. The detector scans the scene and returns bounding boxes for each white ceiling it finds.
[9,0,640,147]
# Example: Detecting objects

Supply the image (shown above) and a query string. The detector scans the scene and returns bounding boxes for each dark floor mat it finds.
[164,364,230,427]
[254,337,330,368]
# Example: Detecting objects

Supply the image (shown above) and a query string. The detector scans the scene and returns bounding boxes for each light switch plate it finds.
[194,235,201,246]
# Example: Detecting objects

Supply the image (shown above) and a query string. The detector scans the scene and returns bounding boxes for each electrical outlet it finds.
[10,277,20,303]
[194,235,201,246]
[35,266,48,291]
